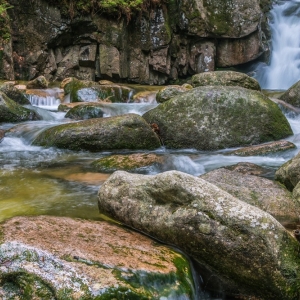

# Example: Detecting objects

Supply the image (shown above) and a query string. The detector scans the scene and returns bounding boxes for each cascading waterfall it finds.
[255,0,300,90]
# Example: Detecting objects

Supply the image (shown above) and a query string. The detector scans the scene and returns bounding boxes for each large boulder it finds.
[65,103,104,120]
[191,71,261,90]
[279,80,300,107]
[0,216,195,299]
[275,151,300,191]
[201,168,300,227]
[33,114,161,151]
[143,86,292,150]
[0,91,40,122]
[98,170,300,299]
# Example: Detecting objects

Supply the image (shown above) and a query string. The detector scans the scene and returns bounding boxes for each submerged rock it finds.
[143,86,292,150]
[201,168,300,227]
[98,170,300,299]
[275,151,300,191]
[0,92,40,122]
[191,71,261,90]
[33,114,161,151]
[226,140,296,156]
[92,153,163,173]
[0,216,195,299]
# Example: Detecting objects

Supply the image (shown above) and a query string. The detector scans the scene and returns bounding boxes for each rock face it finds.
[0,216,195,299]
[191,71,261,90]
[143,86,292,150]
[275,151,300,191]
[0,91,40,122]
[97,170,300,299]
[33,114,161,151]
[3,0,270,84]
[201,168,300,227]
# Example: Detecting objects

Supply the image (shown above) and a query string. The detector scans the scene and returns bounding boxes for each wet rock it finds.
[201,168,300,227]
[279,79,300,107]
[224,162,271,176]
[92,153,163,173]
[275,151,300,191]
[98,170,300,299]
[226,140,296,156]
[0,92,40,122]
[0,129,5,143]
[143,86,292,150]
[26,75,49,89]
[156,85,190,103]
[0,216,195,299]
[65,103,104,120]
[33,114,161,151]
[132,91,157,103]
[191,71,261,90]
[0,83,30,105]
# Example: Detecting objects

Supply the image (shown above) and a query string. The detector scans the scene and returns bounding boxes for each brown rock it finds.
[225,162,271,176]
[0,129,5,143]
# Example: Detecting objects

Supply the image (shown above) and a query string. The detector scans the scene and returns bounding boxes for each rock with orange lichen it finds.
[0,216,195,299]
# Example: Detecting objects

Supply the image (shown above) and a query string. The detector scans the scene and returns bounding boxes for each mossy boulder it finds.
[98,170,300,299]
[201,168,300,227]
[33,114,161,151]
[26,75,49,89]
[65,103,104,120]
[143,86,292,150]
[226,140,296,156]
[0,216,195,299]
[275,151,300,191]
[279,80,300,107]
[0,92,40,122]
[0,83,30,105]
[191,71,261,90]
[92,153,163,173]
[63,77,134,103]
[156,85,190,103]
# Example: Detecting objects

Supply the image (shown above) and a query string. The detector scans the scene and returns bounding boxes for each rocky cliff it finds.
[1,0,272,84]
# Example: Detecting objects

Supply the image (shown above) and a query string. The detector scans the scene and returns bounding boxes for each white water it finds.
[255,0,300,89]
[26,88,63,110]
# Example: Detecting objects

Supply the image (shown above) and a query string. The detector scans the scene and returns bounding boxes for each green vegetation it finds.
[0,0,12,43]
[47,0,166,21]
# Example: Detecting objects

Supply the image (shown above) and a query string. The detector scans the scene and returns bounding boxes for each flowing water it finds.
[254,0,300,89]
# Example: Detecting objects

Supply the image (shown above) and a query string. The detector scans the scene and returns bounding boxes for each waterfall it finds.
[255,0,300,90]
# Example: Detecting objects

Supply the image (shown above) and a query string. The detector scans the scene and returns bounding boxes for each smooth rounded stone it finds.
[0,91,40,122]
[201,168,300,227]
[224,162,271,176]
[92,153,163,173]
[97,170,300,299]
[0,129,5,143]
[26,75,49,89]
[65,103,104,120]
[226,140,296,156]
[0,216,195,299]
[58,102,87,112]
[143,86,292,150]
[191,71,261,90]
[33,114,161,151]
[132,91,157,103]
[275,151,300,191]
[156,85,190,103]
[279,80,300,107]
[0,83,30,105]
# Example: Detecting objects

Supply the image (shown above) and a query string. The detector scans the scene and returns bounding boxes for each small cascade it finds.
[26,88,63,110]
[255,0,300,90]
